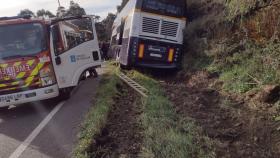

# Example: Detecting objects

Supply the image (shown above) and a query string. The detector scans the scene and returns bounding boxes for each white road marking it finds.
[9,101,66,158]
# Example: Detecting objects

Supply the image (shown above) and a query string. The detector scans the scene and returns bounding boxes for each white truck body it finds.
[0,16,101,108]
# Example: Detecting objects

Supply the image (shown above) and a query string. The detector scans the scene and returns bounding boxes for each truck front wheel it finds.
[59,87,73,100]
[89,68,98,78]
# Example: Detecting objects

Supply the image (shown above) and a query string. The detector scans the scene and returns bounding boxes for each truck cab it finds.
[0,16,101,108]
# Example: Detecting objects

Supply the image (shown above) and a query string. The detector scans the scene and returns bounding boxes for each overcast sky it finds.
[0,0,122,19]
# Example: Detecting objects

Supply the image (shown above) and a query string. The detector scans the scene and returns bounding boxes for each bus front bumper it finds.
[0,85,59,108]
[136,62,178,69]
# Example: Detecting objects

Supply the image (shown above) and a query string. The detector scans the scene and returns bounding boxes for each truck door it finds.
[50,16,101,89]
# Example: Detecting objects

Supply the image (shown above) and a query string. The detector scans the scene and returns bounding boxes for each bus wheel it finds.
[120,64,131,70]
[115,49,120,62]
[59,87,73,100]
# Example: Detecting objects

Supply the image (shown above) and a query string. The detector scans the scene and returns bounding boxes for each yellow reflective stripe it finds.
[37,63,44,70]
[0,84,7,88]
[3,87,17,91]
[11,81,20,86]
[0,64,8,68]
[13,62,21,67]
[27,60,35,67]
[31,63,44,76]
[3,77,10,81]
[16,72,26,79]
[25,76,34,86]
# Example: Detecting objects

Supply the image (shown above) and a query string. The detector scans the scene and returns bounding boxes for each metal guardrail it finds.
[117,72,148,98]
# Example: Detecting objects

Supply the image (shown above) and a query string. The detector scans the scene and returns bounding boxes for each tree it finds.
[37,9,55,18]
[93,15,101,22]
[18,9,35,17]
[96,13,116,42]
[64,0,86,17]
[57,6,66,17]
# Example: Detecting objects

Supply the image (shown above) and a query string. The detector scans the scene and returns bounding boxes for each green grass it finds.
[72,68,120,158]
[225,0,269,21]
[126,70,215,158]
[208,41,280,93]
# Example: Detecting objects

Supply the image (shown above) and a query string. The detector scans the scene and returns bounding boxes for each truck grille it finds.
[142,17,179,37]
[161,21,179,37]
[142,17,160,34]
[0,76,41,95]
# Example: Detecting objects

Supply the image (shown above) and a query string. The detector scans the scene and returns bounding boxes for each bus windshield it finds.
[0,23,47,59]
[142,0,186,17]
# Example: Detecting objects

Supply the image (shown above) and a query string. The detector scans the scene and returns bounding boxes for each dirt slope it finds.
[90,84,142,158]
[163,71,280,158]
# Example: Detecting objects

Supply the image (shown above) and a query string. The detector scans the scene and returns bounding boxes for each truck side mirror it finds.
[55,56,62,65]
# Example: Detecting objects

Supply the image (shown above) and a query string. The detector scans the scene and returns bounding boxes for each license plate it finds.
[148,45,167,52]
[0,94,23,102]
[150,53,162,58]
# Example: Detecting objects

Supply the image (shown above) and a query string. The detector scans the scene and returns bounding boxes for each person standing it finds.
[101,42,109,60]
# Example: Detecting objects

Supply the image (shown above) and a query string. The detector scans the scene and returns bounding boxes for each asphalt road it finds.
[0,70,102,158]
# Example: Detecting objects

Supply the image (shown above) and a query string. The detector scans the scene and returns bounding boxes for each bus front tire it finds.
[120,64,131,70]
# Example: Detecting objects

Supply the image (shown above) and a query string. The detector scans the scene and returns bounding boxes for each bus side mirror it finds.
[55,56,62,65]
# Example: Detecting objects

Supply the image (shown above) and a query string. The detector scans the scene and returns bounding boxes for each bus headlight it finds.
[168,48,175,62]
[138,44,145,59]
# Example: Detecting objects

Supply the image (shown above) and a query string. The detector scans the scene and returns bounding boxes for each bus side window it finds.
[111,35,117,45]
[118,21,125,45]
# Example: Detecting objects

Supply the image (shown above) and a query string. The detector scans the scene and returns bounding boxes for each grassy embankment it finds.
[73,64,215,158]
[184,0,280,94]
[73,67,120,158]
[126,70,215,158]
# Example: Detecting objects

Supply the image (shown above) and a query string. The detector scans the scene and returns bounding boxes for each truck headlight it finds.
[41,77,54,86]
[40,65,51,78]
[40,65,56,86]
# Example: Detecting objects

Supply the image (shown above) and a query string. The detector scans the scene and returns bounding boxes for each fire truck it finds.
[0,15,102,108]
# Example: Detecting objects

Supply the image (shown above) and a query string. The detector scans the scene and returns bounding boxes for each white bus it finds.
[110,0,186,69]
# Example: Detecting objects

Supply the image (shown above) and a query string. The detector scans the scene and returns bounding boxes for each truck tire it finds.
[59,87,73,100]
[0,106,8,111]
[89,68,98,78]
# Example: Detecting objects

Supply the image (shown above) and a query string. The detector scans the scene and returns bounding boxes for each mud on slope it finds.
[163,71,280,158]
[90,84,143,158]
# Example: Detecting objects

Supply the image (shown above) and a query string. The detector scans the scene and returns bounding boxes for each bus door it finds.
[50,16,101,89]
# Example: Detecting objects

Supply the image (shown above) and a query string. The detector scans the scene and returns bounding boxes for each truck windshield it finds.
[0,23,47,59]
[142,0,186,17]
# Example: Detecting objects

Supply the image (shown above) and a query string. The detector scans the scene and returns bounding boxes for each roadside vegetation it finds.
[173,0,280,157]
[73,63,215,158]
[126,70,215,158]
[225,0,270,21]
[73,68,120,158]
[184,0,280,95]
[209,41,280,93]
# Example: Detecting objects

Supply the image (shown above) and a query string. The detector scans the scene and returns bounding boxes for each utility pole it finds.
[57,0,61,7]
[57,0,65,17]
